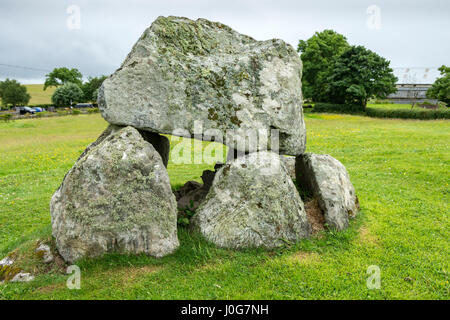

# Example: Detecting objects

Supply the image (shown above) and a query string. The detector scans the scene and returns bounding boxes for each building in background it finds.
[387,68,439,104]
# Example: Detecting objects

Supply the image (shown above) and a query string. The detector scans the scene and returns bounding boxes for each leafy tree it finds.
[51,82,83,107]
[82,75,107,102]
[427,65,450,106]
[44,67,83,90]
[297,30,350,101]
[0,78,31,108]
[326,45,397,109]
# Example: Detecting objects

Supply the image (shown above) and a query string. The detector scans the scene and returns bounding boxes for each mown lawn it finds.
[0,113,448,299]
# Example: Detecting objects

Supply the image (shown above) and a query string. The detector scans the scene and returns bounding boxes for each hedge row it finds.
[365,107,450,120]
[312,103,365,114]
[311,103,450,120]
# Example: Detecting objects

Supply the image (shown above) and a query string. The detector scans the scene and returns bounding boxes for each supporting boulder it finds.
[50,126,179,262]
[191,151,310,249]
[295,153,359,231]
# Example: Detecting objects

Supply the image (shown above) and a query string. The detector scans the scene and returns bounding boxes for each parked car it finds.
[32,107,44,112]
[18,106,35,115]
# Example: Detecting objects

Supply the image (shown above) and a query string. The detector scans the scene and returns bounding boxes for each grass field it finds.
[24,84,55,105]
[0,113,449,299]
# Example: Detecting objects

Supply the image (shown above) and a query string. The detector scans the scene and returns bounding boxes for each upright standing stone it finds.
[191,151,310,248]
[51,126,179,262]
[295,153,359,230]
[99,16,306,156]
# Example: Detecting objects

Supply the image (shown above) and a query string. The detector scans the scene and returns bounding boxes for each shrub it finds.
[0,114,13,122]
[87,107,99,114]
[312,103,365,114]
[72,109,81,115]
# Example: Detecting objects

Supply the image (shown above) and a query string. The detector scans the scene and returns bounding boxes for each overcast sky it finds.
[0,0,449,84]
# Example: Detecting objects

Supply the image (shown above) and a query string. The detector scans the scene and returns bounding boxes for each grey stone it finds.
[281,156,296,180]
[10,272,34,283]
[226,148,249,162]
[177,187,208,212]
[90,125,170,168]
[174,181,203,200]
[295,153,359,231]
[50,126,179,262]
[0,256,14,267]
[35,244,54,264]
[191,151,310,249]
[99,16,306,156]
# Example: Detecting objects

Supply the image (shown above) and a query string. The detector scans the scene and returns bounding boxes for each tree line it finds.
[0,68,106,108]
[297,29,449,108]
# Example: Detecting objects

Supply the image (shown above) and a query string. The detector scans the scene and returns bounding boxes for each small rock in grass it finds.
[10,272,34,283]
[35,244,54,264]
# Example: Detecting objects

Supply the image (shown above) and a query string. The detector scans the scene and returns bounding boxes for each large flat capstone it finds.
[99,16,306,155]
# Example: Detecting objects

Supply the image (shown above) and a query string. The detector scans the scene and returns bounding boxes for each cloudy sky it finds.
[0,0,448,84]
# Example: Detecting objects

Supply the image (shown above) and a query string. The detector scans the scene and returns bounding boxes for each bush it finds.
[370,99,394,104]
[56,110,69,116]
[366,107,450,120]
[0,114,12,122]
[312,103,365,114]
[72,109,81,115]
[87,107,99,114]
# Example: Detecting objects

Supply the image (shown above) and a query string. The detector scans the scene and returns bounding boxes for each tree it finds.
[51,82,83,107]
[326,45,397,109]
[81,75,107,102]
[0,79,31,108]
[44,67,83,90]
[427,65,450,106]
[297,30,350,101]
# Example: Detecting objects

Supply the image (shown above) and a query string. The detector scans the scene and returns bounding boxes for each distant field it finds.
[24,84,55,105]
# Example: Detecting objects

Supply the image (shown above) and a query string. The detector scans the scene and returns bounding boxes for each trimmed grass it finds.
[24,84,55,105]
[0,114,449,299]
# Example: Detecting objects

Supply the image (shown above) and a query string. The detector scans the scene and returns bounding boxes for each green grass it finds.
[0,114,449,299]
[367,103,413,110]
[24,84,55,105]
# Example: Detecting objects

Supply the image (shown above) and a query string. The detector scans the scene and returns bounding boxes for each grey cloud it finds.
[0,0,448,83]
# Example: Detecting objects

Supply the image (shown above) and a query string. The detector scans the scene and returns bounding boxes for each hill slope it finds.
[24,84,55,105]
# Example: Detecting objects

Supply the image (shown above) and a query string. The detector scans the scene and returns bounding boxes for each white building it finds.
[387,67,439,104]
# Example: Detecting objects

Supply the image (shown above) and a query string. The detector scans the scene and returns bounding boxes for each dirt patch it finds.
[357,226,379,246]
[288,251,321,265]
[122,265,161,284]
[37,282,66,294]
[304,198,325,234]
[96,265,162,287]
